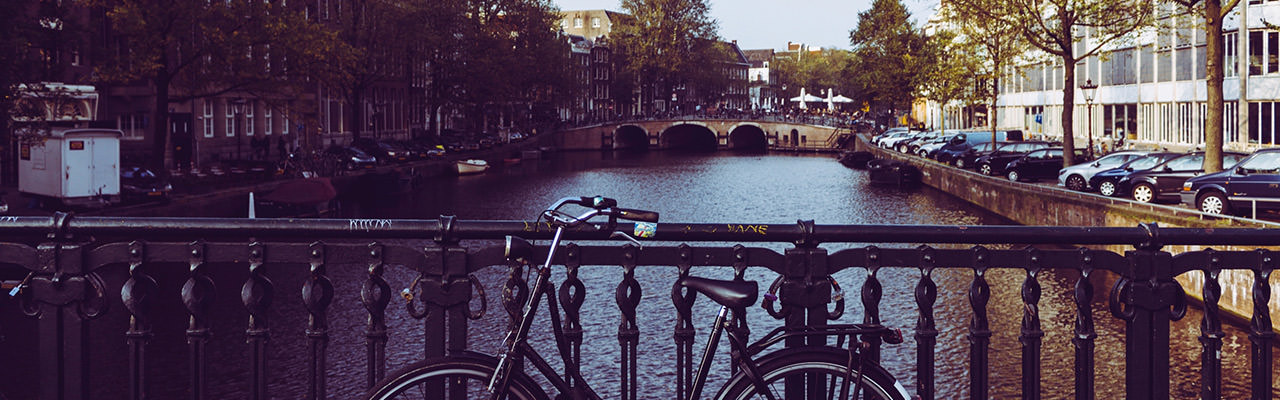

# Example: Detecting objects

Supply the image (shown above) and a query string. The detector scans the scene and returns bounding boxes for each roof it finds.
[743,49,774,67]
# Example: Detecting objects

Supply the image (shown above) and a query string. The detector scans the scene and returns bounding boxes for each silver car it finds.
[1057,150,1149,191]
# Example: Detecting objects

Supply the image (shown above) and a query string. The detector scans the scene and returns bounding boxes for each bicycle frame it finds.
[484,197,895,400]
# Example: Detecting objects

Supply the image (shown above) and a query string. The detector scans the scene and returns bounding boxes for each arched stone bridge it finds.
[551,118,850,152]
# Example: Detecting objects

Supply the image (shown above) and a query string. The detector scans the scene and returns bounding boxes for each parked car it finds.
[933,129,1025,165]
[943,141,998,169]
[1057,150,1150,191]
[906,132,947,154]
[871,127,911,147]
[881,130,928,151]
[1005,148,1090,182]
[120,165,173,203]
[916,134,960,159]
[352,138,410,164]
[1181,148,1280,216]
[1089,153,1183,197]
[325,146,378,170]
[1116,151,1247,203]
[974,141,1053,176]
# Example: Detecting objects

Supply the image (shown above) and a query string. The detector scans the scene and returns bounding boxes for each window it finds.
[574,17,582,28]
[560,20,567,29]
[1250,102,1279,144]
[225,100,235,137]
[1250,31,1264,75]
[1224,33,1238,77]
[591,17,599,28]
[245,104,254,136]
[117,113,147,140]
[1158,50,1172,82]
[203,100,214,138]
[282,106,290,135]
[1140,45,1154,83]
[265,108,272,135]
[1176,48,1193,80]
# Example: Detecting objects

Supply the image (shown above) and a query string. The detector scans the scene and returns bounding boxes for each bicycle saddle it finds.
[680,276,758,309]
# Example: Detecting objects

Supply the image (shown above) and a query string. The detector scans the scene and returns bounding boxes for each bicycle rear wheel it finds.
[714,347,908,400]
[368,354,549,400]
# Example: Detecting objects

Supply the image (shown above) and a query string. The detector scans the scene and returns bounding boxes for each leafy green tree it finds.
[1168,0,1240,173]
[89,0,355,170]
[772,48,856,105]
[849,0,929,118]
[944,0,1027,138]
[917,31,983,134]
[612,0,722,112]
[951,0,1153,166]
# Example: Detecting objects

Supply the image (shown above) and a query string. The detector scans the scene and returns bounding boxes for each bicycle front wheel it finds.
[368,354,549,400]
[714,348,909,400]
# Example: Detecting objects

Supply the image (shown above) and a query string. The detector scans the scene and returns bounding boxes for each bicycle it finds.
[368,196,910,400]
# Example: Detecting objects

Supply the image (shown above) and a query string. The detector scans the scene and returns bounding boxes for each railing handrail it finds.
[4,214,1280,246]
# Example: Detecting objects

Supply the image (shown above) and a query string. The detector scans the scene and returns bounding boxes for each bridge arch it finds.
[727,123,767,150]
[659,123,718,151]
[613,125,650,150]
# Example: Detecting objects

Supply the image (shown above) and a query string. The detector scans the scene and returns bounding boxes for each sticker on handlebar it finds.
[633,222,657,238]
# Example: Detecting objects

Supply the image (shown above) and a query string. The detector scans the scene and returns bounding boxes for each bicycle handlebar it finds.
[542,196,659,226]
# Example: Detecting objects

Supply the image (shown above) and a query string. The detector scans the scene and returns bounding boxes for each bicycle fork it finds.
[487,226,567,397]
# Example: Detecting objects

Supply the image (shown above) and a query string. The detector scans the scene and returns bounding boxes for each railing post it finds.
[34,237,92,400]
[780,220,830,400]
[1121,224,1182,400]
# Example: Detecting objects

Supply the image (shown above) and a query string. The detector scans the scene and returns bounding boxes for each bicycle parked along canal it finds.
[366,196,911,400]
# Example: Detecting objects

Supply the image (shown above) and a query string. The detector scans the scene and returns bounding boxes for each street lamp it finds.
[232,98,247,160]
[1079,79,1098,159]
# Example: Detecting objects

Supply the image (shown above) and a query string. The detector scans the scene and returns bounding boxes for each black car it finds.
[1116,151,1247,203]
[325,146,378,170]
[1181,148,1280,216]
[352,138,411,164]
[1089,152,1183,196]
[120,165,173,203]
[943,141,998,169]
[1004,148,1088,182]
[974,141,1053,176]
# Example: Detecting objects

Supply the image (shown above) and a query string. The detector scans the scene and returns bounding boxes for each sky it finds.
[551,0,940,51]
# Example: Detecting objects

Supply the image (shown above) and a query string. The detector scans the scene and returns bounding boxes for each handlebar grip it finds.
[615,208,659,222]
[577,196,617,209]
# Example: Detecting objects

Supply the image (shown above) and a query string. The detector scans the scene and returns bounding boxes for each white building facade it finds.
[949,1,1280,153]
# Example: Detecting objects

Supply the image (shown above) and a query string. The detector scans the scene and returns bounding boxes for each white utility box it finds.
[18,128,121,207]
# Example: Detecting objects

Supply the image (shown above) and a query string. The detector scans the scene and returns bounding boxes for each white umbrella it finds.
[831,94,854,103]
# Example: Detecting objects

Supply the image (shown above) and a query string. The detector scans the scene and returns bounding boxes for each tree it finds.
[0,0,87,182]
[952,0,1153,166]
[413,0,571,136]
[945,0,1028,138]
[917,31,983,134]
[848,0,929,117]
[89,0,355,171]
[612,0,722,112]
[1168,0,1240,173]
[772,48,857,104]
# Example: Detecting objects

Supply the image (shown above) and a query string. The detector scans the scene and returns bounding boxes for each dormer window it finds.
[574,18,582,28]
[592,18,600,28]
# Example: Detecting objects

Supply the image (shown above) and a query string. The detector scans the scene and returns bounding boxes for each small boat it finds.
[866,159,921,187]
[456,159,490,175]
[837,151,874,169]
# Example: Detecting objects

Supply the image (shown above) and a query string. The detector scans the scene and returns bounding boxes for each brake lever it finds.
[610,231,643,249]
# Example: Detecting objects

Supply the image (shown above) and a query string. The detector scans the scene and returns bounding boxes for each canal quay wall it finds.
[856,135,1280,330]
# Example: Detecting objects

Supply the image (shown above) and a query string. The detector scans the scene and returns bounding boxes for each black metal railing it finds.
[0,214,1275,400]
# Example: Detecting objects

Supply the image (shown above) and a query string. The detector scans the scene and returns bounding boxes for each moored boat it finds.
[456,159,490,175]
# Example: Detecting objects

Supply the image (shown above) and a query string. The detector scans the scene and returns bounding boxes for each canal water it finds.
[5,150,1273,399]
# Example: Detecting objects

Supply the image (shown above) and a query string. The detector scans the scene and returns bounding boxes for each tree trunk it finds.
[1059,12,1078,167]
[1203,0,1225,173]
